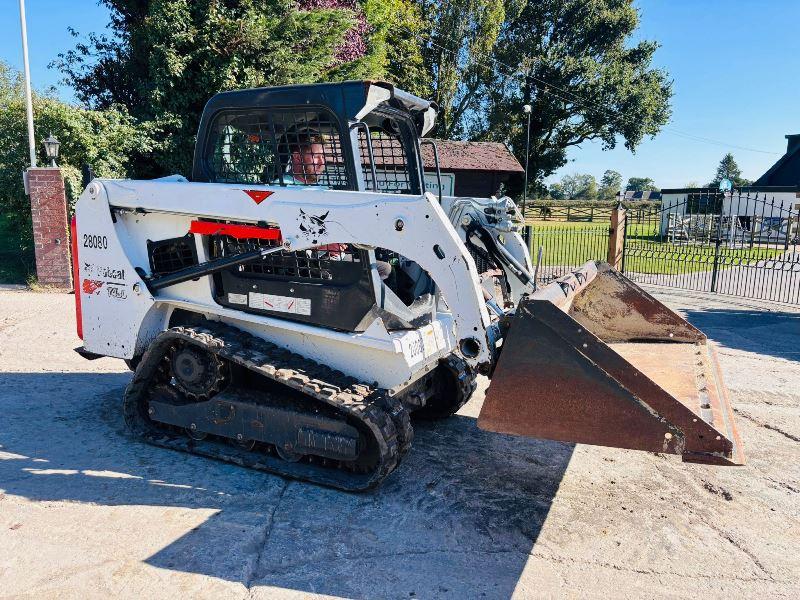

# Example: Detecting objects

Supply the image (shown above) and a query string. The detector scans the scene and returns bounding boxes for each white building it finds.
[658,186,800,245]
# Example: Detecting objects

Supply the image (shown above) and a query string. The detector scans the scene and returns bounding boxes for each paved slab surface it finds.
[1,289,798,599]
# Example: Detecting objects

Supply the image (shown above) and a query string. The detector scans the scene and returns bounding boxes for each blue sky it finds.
[1,0,798,188]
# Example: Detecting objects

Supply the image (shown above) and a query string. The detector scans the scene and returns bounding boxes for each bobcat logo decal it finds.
[298,209,329,244]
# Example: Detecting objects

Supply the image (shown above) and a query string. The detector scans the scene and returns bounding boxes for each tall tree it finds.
[324,1,430,96]
[548,181,566,200]
[56,0,425,177]
[479,0,671,192]
[626,176,658,192]
[558,173,597,199]
[599,169,622,199]
[359,0,430,98]
[709,153,749,188]
[420,0,506,138]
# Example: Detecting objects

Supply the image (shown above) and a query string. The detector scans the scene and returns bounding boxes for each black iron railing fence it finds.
[623,191,800,304]
[520,191,800,304]
[522,223,609,284]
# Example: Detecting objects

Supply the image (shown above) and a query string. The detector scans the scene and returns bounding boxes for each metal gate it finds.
[523,222,609,284]
[622,191,800,304]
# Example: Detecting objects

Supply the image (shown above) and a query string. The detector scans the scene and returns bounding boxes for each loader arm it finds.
[441,195,535,305]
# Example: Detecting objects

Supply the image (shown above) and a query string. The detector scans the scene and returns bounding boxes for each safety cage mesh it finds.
[358,127,415,194]
[207,109,349,189]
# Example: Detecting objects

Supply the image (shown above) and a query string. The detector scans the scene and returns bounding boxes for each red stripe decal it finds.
[70,216,83,340]
[82,279,104,295]
[243,190,274,204]
[189,221,282,241]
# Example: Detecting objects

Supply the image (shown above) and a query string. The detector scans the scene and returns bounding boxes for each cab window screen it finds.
[206,109,349,189]
[358,111,420,195]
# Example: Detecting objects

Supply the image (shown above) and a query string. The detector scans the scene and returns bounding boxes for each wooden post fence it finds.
[607,202,626,270]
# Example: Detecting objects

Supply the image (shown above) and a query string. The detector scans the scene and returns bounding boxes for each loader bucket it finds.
[479,261,744,466]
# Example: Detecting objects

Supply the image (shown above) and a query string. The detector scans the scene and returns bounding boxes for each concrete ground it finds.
[1,288,798,599]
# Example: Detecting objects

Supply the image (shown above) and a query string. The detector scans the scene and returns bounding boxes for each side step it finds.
[74,346,104,360]
[479,262,744,466]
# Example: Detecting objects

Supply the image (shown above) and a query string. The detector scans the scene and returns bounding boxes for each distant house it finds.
[754,134,800,186]
[623,190,662,201]
[659,186,799,243]
[420,140,525,198]
[364,137,524,198]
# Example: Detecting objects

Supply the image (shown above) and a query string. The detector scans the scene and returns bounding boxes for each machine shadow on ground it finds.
[682,307,800,362]
[0,372,574,599]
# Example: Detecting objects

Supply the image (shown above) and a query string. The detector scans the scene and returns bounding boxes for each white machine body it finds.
[74,176,530,388]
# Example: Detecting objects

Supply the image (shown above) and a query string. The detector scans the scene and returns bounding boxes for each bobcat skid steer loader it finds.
[72,81,743,491]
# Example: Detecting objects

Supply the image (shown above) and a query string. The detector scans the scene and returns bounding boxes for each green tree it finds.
[626,176,658,192]
[599,169,622,199]
[708,153,750,188]
[420,0,507,138]
[361,0,430,98]
[559,173,597,200]
[548,181,566,200]
[479,0,671,191]
[0,61,145,268]
[56,1,425,177]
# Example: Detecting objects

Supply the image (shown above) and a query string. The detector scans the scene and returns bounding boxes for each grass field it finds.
[0,214,34,285]
[525,219,786,275]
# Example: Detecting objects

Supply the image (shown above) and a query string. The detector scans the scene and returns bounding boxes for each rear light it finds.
[70,215,83,339]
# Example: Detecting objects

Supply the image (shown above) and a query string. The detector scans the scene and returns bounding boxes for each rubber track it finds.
[412,354,477,420]
[123,323,412,491]
[443,354,478,414]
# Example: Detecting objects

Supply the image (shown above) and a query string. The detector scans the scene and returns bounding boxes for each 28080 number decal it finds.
[82,234,108,249]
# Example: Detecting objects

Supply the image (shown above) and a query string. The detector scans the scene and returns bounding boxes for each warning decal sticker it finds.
[249,292,311,316]
[228,293,248,305]
[243,190,274,205]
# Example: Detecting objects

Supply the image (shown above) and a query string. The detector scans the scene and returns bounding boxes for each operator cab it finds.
[187,82,441,332]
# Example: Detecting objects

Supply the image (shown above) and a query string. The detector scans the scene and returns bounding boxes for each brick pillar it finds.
[27,167,73,289]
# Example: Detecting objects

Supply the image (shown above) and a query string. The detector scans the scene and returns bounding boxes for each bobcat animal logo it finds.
[298,209,329,244]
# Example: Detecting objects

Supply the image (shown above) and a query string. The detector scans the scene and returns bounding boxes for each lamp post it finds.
[522,104,532,218]
[42,133,60,167]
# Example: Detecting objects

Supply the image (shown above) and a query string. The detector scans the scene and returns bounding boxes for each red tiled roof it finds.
[421,139,524,173]
[358,138,524,173]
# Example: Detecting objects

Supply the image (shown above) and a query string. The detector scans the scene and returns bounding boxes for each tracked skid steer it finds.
[72,81,743,491]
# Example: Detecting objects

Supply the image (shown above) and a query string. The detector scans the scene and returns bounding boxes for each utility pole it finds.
[522,104,532,218]
[19,0,37,167]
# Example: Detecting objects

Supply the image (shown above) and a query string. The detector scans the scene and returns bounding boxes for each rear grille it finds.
[148,235,198,275]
